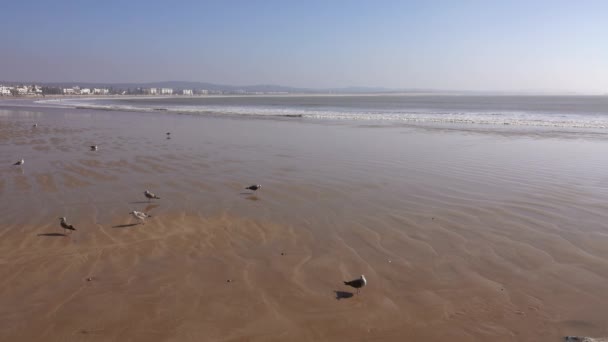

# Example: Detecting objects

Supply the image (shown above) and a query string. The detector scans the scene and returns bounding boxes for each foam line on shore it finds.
[33,97,608,129]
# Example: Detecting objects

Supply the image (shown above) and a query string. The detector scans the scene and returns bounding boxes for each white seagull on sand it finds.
[344,275,367,294]
[13,159,24,166]
[130,211,152,224]
[59,217,77,234]
[144,190,160,201]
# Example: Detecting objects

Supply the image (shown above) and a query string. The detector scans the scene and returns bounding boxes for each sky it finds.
[1,0,607,92]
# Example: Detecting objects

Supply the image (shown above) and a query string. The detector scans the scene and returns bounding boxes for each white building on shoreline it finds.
[93,88,109,95]
[161,88,173,95]
[144,88,158,95]
[0,86,13,96]
[16,86,29,95]
[182,89,193,95]
[64,86,81,95]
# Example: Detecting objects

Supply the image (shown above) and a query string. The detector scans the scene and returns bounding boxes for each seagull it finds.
[32,123,38,128]
[130,211,152,224]
[90,145,98,151]
[59,217,77,234]
[245,184,261,192]
[166,132,171,136]
[144,190,160,202]
[13,159,24,166]
[344,275,367,294]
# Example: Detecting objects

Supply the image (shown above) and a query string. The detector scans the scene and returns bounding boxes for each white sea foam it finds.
[34,98,608,129]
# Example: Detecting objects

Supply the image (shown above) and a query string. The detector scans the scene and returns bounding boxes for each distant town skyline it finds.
[1,1,607,93]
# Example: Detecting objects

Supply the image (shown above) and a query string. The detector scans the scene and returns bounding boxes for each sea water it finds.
[38,94,608,130]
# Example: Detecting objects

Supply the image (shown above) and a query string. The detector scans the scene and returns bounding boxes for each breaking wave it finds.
[36,98,608,129]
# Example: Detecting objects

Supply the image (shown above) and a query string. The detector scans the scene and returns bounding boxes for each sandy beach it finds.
[1,102,608,341]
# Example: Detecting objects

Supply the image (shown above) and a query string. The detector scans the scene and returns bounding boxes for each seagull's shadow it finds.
[335,291,354,300]
[38,233,67,237]
[144,204,159,212]
[243,195,259,201]
[129,201,151,204]
[112,223,139,228]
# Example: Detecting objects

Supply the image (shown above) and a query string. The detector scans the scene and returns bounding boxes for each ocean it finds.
[37,94,608,130]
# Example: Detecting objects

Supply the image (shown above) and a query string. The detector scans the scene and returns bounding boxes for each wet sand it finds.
[1,104,608,341]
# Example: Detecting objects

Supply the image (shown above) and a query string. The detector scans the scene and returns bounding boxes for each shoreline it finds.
[3,97,608,136]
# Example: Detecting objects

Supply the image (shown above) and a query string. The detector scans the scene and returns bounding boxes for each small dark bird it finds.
[13,159,24,166]
[59,217,77,234]
[344,275,367,294]
[32,123,38,128]
[90,145,98,151]
[245,184,261,192]
[144,190,160,202]
[166,132,171,135]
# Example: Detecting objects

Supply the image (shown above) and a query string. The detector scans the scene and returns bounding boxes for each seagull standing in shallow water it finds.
[13,159,24,166]
[344,275,367,294]
[144,190,160,202]
[245,184,261,192]
[130,211,152,224]
[59,217,77,235]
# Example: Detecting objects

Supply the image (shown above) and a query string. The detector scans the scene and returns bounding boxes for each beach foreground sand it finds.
[1,105,608,341]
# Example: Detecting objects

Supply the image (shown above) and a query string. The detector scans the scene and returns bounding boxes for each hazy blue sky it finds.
[1,0,607,92]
